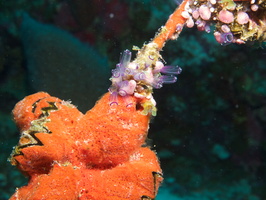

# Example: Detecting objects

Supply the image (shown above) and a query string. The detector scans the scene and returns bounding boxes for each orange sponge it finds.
[9,92,162,199]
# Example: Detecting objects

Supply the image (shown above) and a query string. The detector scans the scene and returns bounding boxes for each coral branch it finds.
[153,0,189,49]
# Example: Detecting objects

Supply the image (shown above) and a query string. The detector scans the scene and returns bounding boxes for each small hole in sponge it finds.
[136,102,143,111]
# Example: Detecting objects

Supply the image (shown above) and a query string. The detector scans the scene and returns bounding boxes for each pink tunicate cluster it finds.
[183,0,265,44]
[109,50,182,104]
[182,1,214,33]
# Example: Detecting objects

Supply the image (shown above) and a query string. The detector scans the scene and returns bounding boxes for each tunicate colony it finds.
[109,43,182,116]
[183,0,266,45]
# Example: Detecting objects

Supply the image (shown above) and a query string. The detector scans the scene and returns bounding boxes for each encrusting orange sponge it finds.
[9,92,163,200]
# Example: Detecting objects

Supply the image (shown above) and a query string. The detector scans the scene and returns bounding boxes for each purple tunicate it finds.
[118,89,127,96]
[152,75,177,89]
[111,68,120,78]
[152,80,163,89]
[149,55,155,60]
[177,67,182,74]
[108,84,118,93]
[134,72,146,81]
[120,49,132,68]
[205,25,211,33]
[125,68,133,75]
[118,80,128,88]
[119,80,136,95]
[109,91,118,106]
[195,19,201,26]
[160,65,182,75]
[160,75,177,84]
[197,21,206,31]
[152,75,163,89]
[176,24,183,32]
[145,63,150,69]
[221,32,234,45]
[214,32,234,45]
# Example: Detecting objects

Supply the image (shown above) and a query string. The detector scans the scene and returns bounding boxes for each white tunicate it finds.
[251,4,259,11]
[237,11,249,25]
[192,10,200,19]
[186,17,195,28]
[218,10,234,24]
[153,61,164,73]
[210,0,216,5]
[181,11,190,19]
[221,25,231,33]
[199,5,211,20]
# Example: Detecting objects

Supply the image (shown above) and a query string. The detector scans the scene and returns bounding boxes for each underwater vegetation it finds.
[0,0,265,199]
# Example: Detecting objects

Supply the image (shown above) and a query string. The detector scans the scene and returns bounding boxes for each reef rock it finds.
[20,14,109,112]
